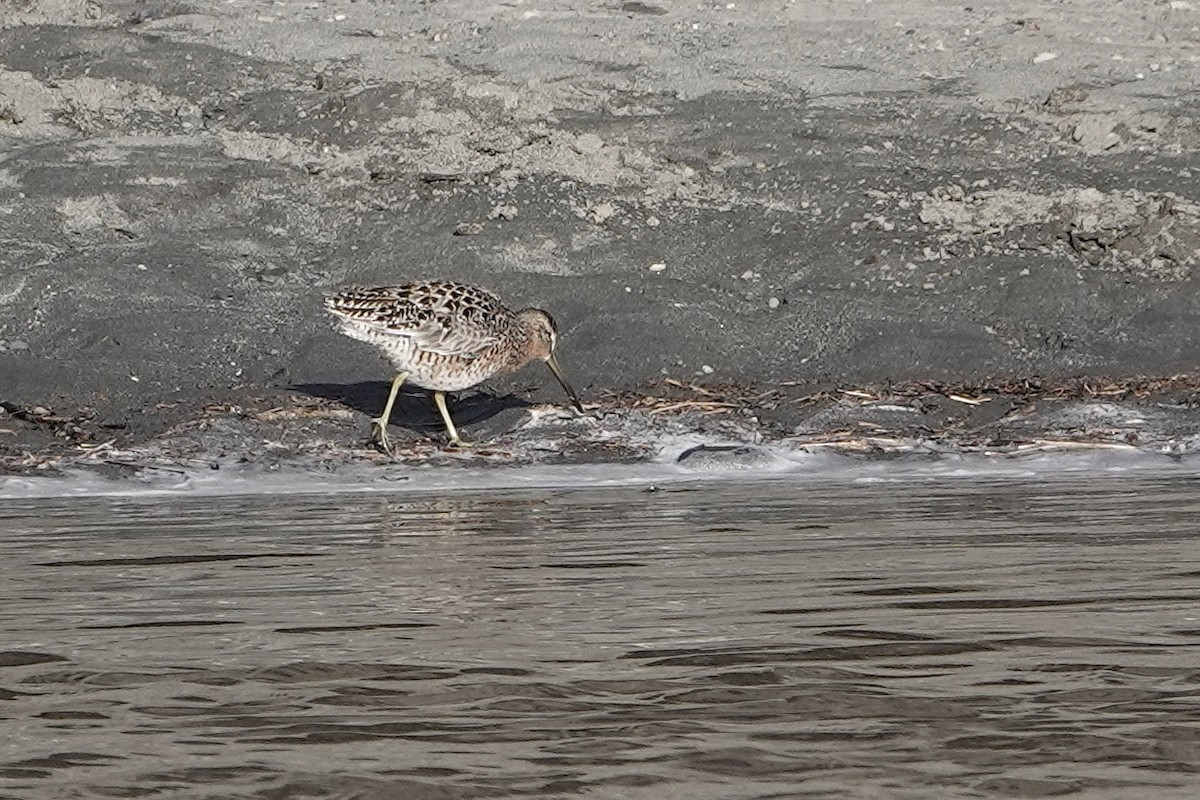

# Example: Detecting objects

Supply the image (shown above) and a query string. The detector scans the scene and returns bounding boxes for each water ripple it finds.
[2,477,1199,798]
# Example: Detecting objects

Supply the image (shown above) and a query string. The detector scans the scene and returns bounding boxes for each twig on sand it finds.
[647,401,740,415]
[77,439,117,457]
[948,394,990,406]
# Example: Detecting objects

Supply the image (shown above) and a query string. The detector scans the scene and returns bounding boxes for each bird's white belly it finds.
[341,322,499,392]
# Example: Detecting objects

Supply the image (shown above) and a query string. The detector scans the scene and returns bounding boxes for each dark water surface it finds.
[2,476,1200,799]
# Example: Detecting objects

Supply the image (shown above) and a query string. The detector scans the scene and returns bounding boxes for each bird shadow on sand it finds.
[293,381,533,438]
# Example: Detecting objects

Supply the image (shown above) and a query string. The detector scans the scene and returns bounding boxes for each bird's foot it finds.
[370,418,395,456]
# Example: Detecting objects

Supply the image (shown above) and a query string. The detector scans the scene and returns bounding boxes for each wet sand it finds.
[2,0,1199,476]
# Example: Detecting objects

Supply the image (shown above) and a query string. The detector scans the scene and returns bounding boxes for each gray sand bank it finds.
[1,0,1198,474]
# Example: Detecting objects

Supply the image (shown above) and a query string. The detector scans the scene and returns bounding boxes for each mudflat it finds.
[1,0,1198,473]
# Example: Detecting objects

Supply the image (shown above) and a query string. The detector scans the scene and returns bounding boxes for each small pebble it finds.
[768,297,780,309]
[588,202,615,224]
[453,222,484,236]
[572,133,605,155]
[649,262,666,272]
[1033,52,1057,64]
[701,364,714,374]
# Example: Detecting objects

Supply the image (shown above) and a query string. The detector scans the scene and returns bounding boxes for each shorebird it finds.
[325,280,583,451]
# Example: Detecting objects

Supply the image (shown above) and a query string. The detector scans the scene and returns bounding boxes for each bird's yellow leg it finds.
[372,370,409,452]
[433,391,469,447]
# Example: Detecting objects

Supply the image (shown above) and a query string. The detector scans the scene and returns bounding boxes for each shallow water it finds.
[2,476,1199,799]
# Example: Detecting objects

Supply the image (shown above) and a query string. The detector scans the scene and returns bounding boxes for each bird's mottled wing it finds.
[326,281,506,359]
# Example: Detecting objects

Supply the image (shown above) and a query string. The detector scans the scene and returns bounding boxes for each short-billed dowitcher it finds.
[325,280,583,450]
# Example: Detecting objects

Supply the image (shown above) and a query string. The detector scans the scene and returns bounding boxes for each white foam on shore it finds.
[1,436,1196,500]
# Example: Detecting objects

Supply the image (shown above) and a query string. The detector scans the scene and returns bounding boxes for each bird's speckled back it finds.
[325,280,553,392]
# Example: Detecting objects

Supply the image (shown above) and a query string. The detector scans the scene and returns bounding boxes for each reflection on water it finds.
[2,477,1199,798]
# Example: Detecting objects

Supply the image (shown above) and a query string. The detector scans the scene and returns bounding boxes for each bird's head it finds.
[516,308,583,412]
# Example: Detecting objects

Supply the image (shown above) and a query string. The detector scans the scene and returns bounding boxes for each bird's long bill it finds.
[545,352,584,412]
